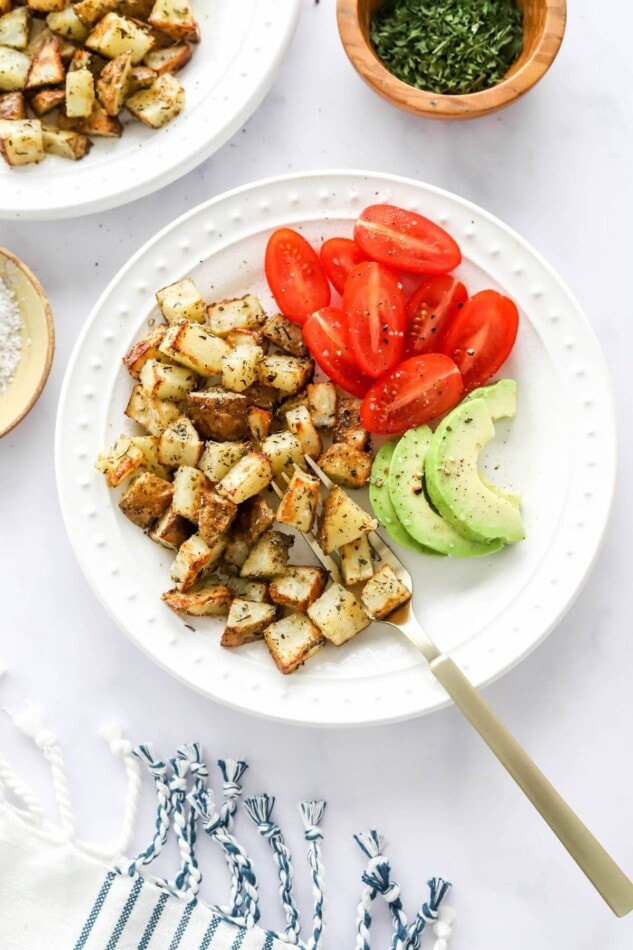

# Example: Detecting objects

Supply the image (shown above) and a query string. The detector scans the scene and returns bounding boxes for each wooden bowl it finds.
[337,0,567,119]
[0,249,54,438]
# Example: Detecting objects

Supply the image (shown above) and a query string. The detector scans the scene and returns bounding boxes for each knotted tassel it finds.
[91,725,142,861]
[300,801,326,950]
[123,745,173,878]
[244,794,301,943]
[217,759,248,913]
[408,878,452,950]
[169,743,207,901]
[432,904,456,950]
[190,787,260,928]
[354,831,408,950]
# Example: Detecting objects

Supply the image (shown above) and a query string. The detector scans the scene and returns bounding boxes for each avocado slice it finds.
[388,427,503,557]
[369,441,441,555]
[425,397,525,545]
[464,378,517,421]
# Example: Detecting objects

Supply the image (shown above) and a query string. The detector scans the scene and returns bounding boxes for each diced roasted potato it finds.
[126,63,156,94]
[217,452,273,505]
[118,471,173,528]
[197,440,249,483]
[156,277,205,325]
[128,434,171,479]
[73,0,117,27]
[27,0,66,12]
[274,391,308,427]
[187,389,250,441]
[221,599,276,647]
[125,72,184,127]
[96,50,132,116]
[68,48,100,75]
[240,530,293,579]
[140,359,197,401]
[317,443,372,488]
[58,100,122,137]
[148,0,200,43]
[148,506,194,550]
[285,405,322,460]
[197,489,237,547]
[223,536,249,569]
[275,468,320,533]
[0,48,31,92]
[264,613,325,675]
[25,35,65,89]
[242,382,281,412]
[360,565,411,620]
[86,12,153,63]
[233,496,275,547]
[42,125,92,160]
[307,584,370,647]
[225,576,270,604]
[119,0,155,16]
[316,486,377,554]
[269,566,327,613]
[257,355,313,395]
[29,88,65,116]
[144,42,191,75]
[95,434,144,487]
[0,91,26,119]
[46,6,89,43]
[221,344,263,394]
[340,535,374,586]
[0,0,10,14]
[170,533,226,592]
[123,323,169,379]
[261,431,304,476]
[162,583,233,617]
[158,416,203,468]
[171,465,210,521]
[247,406,272,442]
[124,384,181,436]
[334,396,370,450]
[0,8,31,50]
[307,382,336,428]
[65,67,94,117]
[159,320,230,377]
[261,312,307,357]
[225,329,267,352]
[206,294,266,338]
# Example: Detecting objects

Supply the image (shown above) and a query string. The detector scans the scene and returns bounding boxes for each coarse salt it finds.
[0,276,23,394]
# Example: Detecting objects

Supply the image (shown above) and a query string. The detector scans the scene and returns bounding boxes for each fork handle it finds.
[429,653,633,917]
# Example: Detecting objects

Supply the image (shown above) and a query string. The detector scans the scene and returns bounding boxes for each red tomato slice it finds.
[303,307,374,398]
[320,237,369,295]
[404,275,468,357]
[265,228,331,325]
[361,354,464,435]
[440,289,519,392]
[354,204,462,275]
[342,261,405,378]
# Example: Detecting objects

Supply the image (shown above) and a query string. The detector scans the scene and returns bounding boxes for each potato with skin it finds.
[221,344,263,394]
[125,72,184,128]
[0,8,31,50]
[216,452,273,506]
[170,533,226,592]
[29,88,66,117]
[360,565,411,620]
[58,101,123,137]
[171,465,211,522]
[317,486,377,554]
[307,382,336,428]
[158,417,203,469]
[162,583,233,617]
[144,43,192,76]
[257,355,314,395]
[275,468,320,533]
[25,35,65,89]
[42,126,92,160]
[340,535,374,585]
[140,359,197,401]
[96,51,132,116]
[127,64,157,95]
[264,613,325,675]
[0,91,26,120]
[125,384,181,436]
[307,584,370,646]
[0,118,44,165]
[149,507,194,550]
[0,48,31,92]
[197,490,238,547]
[187,389,250,441]
[221,599,277,647]
[159,320,230,377]
[123,324,169,379]
[198,440,249,484]
[262,313,307,357]
[317,443,372,489]
[86,12,153,63]
[156,277,205,324]
[73,0,117,26]
[46,6,89,43]
[118,471,173,528]
[27,0,67,12]
[240,530,294,579]
[285,405,322,460]
[269,567,327,613]
[206,294,266,338]
[149,0,200,43]
[95,435,145,487]
[233,496,275,547]
[225,577,270,604]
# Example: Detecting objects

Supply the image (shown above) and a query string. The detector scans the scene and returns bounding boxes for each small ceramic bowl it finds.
[0,248,54,438]
[337,0,567,119]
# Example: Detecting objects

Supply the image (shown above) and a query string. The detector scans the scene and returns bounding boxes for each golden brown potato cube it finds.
[46,6,89,43]
[285,405,322,460]
[119,0,154,17]
[144,42,191,75]
[221,599,276,647]
[126,63,156,94]
[29,87,65,116]
[317,486,376,554]
[65,67,94,117]
[317,443,372,489]
[340,535,374,586]
[233,496,275,547]
[159,319,230,376]
[171,465,211,521]
[197,489,237,547]
[87,13,153,63]
[170,533,225,592]
[74,0,118,26]
[216,452,273,505]
[0,91,26,120]
[225,328,268,352]
[162,583,233,617]
[187,389,250,441]
[261,312,307,357]
[0,118,43,165]
[225,577,269,603]
[125,72,184,127]
[256,355,314,395]
[124,384,181,436]
[206,294,266,338]
[307,382,336,428]
[42,125,92,160]
[118,471,173,528]
[156,277,205,324]
[0,8,31,50]
[149,506,194,550]
[360,565,411,620]
[275,468,320,533]
[140,359,197,401]
[122,323,169,379]
[247,406,272,442]
[158,416,203,468]
[95,434,145,487]
[334,395,370,450]
[242,382,281,412]
[25,35,65,89]
[197,440,249,484]
[128,434,171,479]
[0,48,31,91]
[307,584,370,647]
[148,0,200,43]
[58,100,122,137]
[27,0,66,11]
[269,566,327,614]
[223,536,250,570]
[221,344,263,394]
[240,530,293,579]
[261,431,304,476]
[264,613,324,675]
[96,50,132,115]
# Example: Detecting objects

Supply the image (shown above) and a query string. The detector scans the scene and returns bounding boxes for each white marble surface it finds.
[1,1,633,946]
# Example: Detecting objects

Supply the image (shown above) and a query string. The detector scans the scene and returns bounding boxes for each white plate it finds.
[0,1,301,220]
[55,171,616,726]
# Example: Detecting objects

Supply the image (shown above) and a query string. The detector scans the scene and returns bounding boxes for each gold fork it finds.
[270,457,633,917]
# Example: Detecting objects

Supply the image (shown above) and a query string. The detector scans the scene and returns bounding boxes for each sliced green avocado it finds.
[464,378,517,421]
[388,427,503,558]
[369,442,441,555]
[425,397,525,544]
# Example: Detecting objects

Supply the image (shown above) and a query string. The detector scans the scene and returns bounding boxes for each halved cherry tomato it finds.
[354,204,462,275]
[342,261,405,378]
[265,228,331,325]
[360,354,464,434]
[440,289,519,392]
[404,275,468,358]
[319,237,369,295]
[303,307,373,398]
